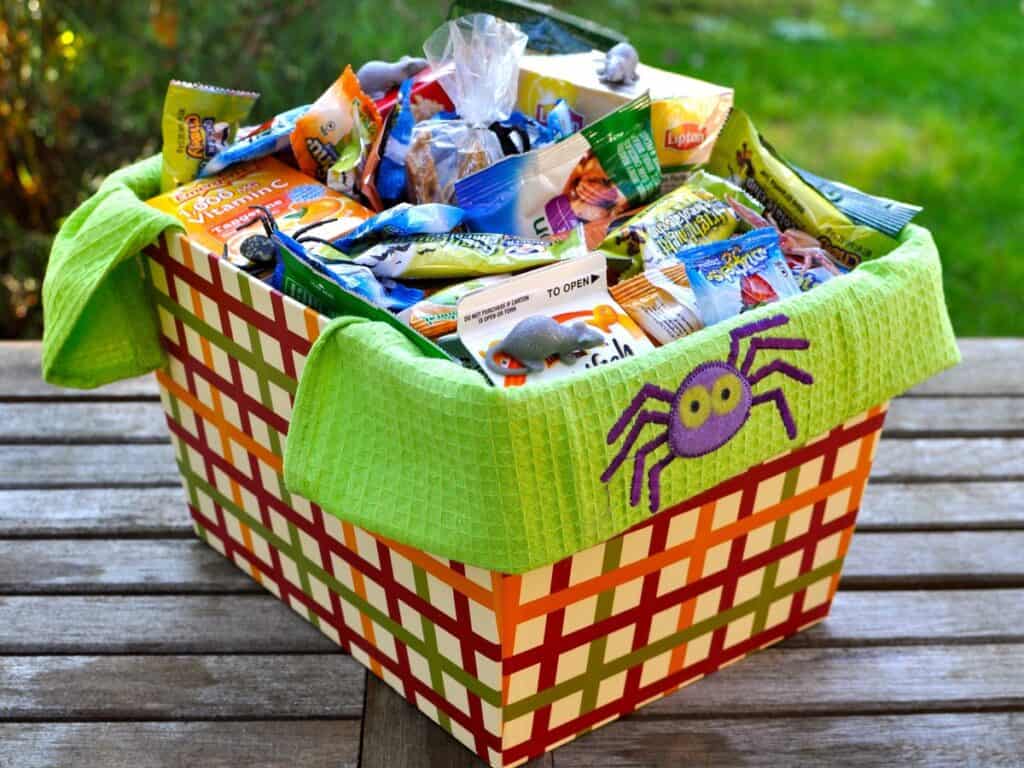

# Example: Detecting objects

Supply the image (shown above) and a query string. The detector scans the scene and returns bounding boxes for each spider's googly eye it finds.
[712,373,743,415]
[679,385,711,429]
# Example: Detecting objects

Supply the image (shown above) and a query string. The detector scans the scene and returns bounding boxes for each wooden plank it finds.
[2,532,1019,595]
[639,644,1024,717]
[0,590,1017,655]
[0,539,256,594]
[859,482,1024,530]
[0,596,336,653]
[553,713,1024,767]
[0,444,179,488]
[3,438,1021,491]
[0,721,361,768]
[841,532,1024,588]
[910,338,1024,396]
[885,397,1024,436]
[0,343,158,400]
[0,487,189,537]
[360,676,554,768]
[0,655,365,719]
[873,438,1024,481]
[0,402,167,443]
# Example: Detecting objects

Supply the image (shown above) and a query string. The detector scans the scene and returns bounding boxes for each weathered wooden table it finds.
[1,340,1022,767]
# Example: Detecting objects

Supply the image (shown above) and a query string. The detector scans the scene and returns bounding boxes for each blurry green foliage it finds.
[2,0,1021,338]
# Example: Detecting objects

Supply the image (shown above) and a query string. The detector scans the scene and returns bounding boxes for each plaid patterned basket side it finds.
[143,231,886,768]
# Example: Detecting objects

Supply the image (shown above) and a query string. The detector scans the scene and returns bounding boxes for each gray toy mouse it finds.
[597,42,640,85]
[485,316,605,376]
[356,56,429,99]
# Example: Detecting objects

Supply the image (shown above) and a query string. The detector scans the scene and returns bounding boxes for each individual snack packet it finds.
[399,274,511,339]
[352,226,585,280]
[794,165,922,238]
[457,249,654,387]
[455,93,661,238]
[290,66,382,191]
[376,78,418,206]
[708,109,897,270]
[160,80,258,191]
[597,170,761,276]
[198,104,309,178]
[608,264,702,345]
[404,14,529,203]
[680,228,801,326]
[330,203,464,253]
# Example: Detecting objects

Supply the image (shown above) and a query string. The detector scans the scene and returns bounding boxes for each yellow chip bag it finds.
[289,66,382,187]
[160,80,259,191]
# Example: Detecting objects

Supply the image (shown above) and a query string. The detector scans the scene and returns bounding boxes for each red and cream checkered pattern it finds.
[144,230,886,767]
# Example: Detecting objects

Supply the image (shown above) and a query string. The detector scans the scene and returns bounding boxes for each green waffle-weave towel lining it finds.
[41,155,181,389]
[284,225,959,573]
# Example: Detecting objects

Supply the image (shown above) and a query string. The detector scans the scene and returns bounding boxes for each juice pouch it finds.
[146,157,373,268]
[608,264,702,345]
[160,80,259,191]
[708,109,897,270]
[598,170,762,276]
[290,66,382,188]
[457,249,654,387]
[455,93,661,238]
[680,228,801,326]
[353,225,586,280]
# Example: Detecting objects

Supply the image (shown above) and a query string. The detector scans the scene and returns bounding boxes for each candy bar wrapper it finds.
[680,228,801,326]
[457,249,654,387]
[160,80,258,191]
[794,165,922,238]
[708,109,897,270]
[608,263,702,345]
[290,66,382,188]
[455,93,661,238]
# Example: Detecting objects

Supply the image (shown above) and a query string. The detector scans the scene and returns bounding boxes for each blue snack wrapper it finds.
[199,104,310,178]
[377,78,417,206]
[330,203,464,254]
[679,228,801,326]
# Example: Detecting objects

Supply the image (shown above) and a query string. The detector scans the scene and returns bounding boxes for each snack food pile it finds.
[147,4,920,389]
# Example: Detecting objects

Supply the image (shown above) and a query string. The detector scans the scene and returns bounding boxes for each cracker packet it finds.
[455,93,661,238]
[597,170,761,276]
[708,109,897,270]
[160,80,259,191]
[608,264,702,345]
[290,66,382,191]
[680,228,801,326]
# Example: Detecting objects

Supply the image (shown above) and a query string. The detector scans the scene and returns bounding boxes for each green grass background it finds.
[4,0,1021,337]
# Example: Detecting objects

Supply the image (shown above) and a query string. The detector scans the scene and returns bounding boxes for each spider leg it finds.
[740,336,810,376]
[646,451,677,513]
[607,384,674,444]
[752,388,798,439]
[601,410,670,484]
[728,314,790,367]
[293,217,339,239]
[629,434,668,507]
[748,358,814,387]
[248,205,278,236]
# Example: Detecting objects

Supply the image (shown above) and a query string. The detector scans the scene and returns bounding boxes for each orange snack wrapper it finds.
[290,66,383,184]
[146,157,373,267]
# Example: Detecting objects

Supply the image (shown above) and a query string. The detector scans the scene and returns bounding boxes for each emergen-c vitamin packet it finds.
[454,93,661,239]
[680,228,800,326]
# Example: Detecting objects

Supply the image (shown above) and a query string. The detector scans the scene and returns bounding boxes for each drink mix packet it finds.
[290,66,383,192]
[597,170,763,277]
[457,249,654,387]
[351,226,587,280]
[608,264,702,346]
[708,109,897,270]
[160,80,259,191]
[455,93,661,238]
[680,228,801,326]
[146,157,373,269]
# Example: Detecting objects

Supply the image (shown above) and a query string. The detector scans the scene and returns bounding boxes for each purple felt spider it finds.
[600,314,813,513]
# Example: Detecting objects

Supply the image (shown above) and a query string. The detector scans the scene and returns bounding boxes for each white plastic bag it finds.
[405,14,528,204]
